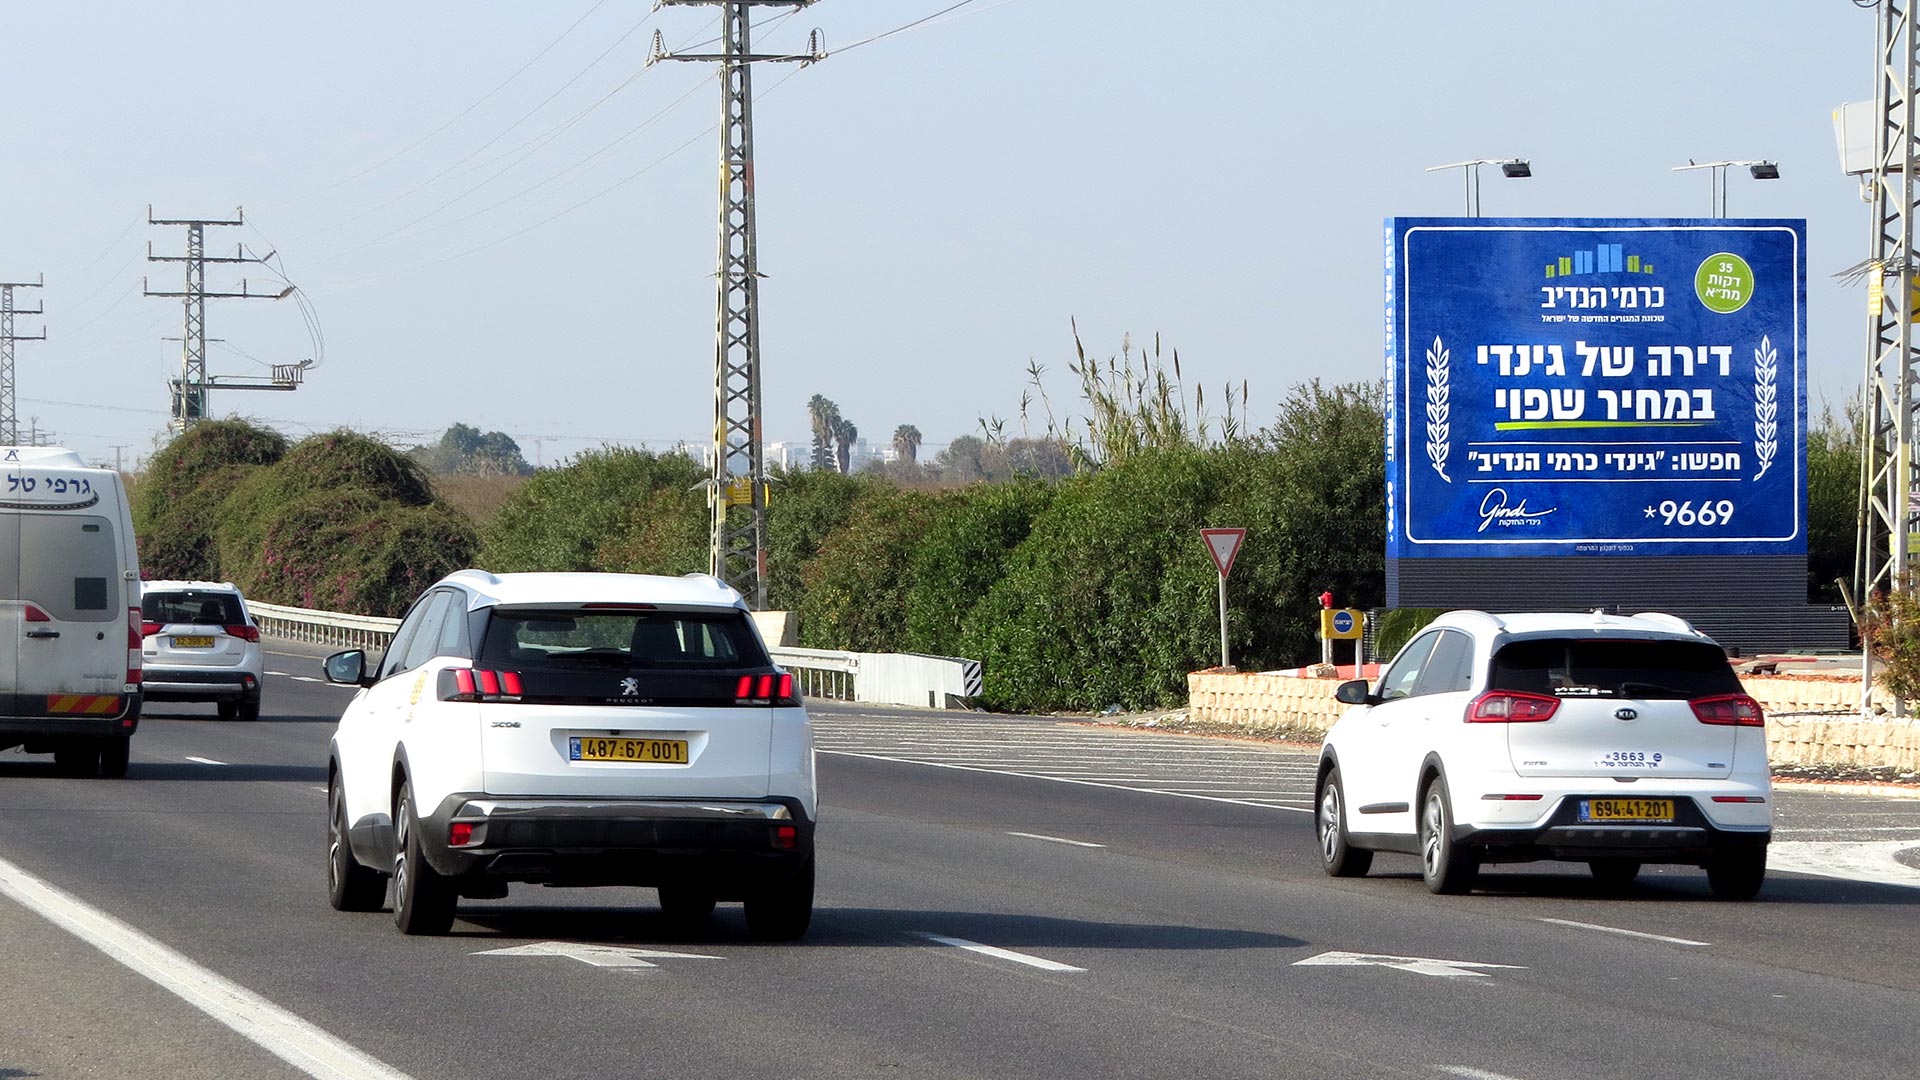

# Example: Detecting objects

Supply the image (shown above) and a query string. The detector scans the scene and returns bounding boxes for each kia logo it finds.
[1614,707,1638,721]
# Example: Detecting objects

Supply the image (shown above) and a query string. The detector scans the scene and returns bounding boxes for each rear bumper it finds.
[420,794,815,889]
[141,669,260,701]
[0,694,141,741]
[1457,795,1769,864]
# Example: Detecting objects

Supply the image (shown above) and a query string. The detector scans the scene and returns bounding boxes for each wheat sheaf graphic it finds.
[1426,336,1452,482]
[1753,336,1778,482]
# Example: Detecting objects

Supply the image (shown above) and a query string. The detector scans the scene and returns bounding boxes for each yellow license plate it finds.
[1581,798,1675,823]
[569,737,689,764]
[171,635,214,648]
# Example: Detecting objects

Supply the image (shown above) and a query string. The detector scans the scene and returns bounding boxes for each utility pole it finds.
[1854,0,1920,716]
[143,208,298,432]
[651,1,826,609]
[109,444,128,473]
[0,275,45,447]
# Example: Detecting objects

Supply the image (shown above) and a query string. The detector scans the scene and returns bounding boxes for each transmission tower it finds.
[0,275,44,447]
[652,1,826,609]
[143,208,297,432]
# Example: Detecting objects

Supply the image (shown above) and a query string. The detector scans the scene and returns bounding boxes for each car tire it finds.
[329,782,387,913]
[53,743,99,777]
[1706,849,1767,901]
[217,701,238,721]
[236,697,261,722]
[392,781,457,934]
[1419,775,1478,895]
[1588,860,1641,891]
[658,886,717,926]
[98,736,130,779]
[1317,766,1373,877]
[743,858,814,941]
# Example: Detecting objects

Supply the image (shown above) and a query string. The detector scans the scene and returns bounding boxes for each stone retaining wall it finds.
[1186,670,1920,773]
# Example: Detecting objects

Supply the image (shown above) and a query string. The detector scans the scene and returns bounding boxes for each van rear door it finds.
[15,512,126,710]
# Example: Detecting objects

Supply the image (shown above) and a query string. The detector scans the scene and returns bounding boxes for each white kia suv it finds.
[140,580,265,721]
[323,570,817,938]
[1316,610,1771,899]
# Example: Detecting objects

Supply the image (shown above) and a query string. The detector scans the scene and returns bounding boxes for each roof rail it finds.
[1627,611,1700,635]
[444,568,502,589]
[1443,609,1506,632]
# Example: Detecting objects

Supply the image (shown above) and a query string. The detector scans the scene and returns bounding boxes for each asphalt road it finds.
[2,642,1919,1080]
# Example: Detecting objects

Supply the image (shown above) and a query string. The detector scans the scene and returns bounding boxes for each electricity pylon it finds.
[651,1,826,609]
[0,275,44,446]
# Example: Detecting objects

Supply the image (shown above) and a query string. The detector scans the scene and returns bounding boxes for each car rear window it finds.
[477,608,770,672]
[143,591,246,625]
[1490,638,1740,700]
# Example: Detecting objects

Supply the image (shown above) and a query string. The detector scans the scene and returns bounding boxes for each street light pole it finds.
[1672,160,1780,218]
[1425,158,1531,217]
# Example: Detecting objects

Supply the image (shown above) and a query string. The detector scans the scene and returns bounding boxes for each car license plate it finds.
[569,737,689,764]
[171,635,214,648]
[1579,798,1676,823]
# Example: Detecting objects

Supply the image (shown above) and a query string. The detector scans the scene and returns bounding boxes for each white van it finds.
[0,446,143,777]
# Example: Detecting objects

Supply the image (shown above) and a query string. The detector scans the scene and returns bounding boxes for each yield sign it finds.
[1292,951,1524,979]
[473,942,724,969]
[1200,528,1246,577]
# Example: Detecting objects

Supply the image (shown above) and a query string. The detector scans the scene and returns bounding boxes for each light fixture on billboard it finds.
[1425,158,1532,217]
[1672,159,1780,218]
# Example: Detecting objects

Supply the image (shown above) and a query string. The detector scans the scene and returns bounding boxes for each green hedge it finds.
[480,448,704,573]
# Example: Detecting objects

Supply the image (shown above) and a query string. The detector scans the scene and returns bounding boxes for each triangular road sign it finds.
[1201,528,1246,577]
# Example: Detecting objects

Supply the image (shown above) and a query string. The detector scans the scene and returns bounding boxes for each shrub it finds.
[796,488,948,652]
[902,481,1053,655]
[763,468,875,611]
[240,491,476,616]
[596,487,710,577]
[480,448,704,572]
[133,419,286,535]
[139,464,255,581]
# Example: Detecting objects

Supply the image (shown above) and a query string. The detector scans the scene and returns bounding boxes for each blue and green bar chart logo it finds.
[1544,243,1656,279]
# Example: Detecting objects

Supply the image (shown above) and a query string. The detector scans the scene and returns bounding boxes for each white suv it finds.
[139,580,264,722]
[323,570,817,938]
[1316,610,1771,899]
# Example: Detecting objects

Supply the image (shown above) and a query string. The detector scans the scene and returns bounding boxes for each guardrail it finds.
[248,601,982,710]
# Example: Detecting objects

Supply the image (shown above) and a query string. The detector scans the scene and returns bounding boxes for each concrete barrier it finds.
[1185,670,1920,773]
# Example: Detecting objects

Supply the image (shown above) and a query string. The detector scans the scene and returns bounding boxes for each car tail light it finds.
[772,824,798,850]
[1691,693,1764,727]
[438,668,523,702]
[1711,795,1767,804]
[1465,690,1559,723]
[223,624,260,643]
[126,607,142,686]
[735,672,799,706]
[23,603,52,623]
[140,621,163,638]
[449,822,476,846]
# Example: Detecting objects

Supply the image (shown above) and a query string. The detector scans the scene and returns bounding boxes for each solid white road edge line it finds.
[1536,917,1710,947]
[186,756,226,766]
[1434,1066,1530,1080]
[1006,831,1106,848]
[0,852,416,1080]
[821,750,1314,812]
[914,932,1086,973]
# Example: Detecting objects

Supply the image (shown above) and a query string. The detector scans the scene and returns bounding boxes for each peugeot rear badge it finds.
[1614,707,1638,721]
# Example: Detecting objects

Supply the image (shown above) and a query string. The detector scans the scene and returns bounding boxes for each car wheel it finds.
[236,697,261,722]
[658,886,717,926]
[53,743,99,777]
[743,858,814,941]
[217,701,239,722]
[98,736,130,779]
[1419,775,1478,895]
[1317,767,1373,877]
[1706,849,1767,901]
[392,781,457,934]
[328,782,387,913]
[1588,860,1641,891]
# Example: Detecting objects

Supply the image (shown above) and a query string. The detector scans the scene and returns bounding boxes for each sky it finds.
[0,1,1882,469]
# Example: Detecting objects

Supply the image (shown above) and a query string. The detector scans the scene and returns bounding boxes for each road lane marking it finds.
[1435,1067,1529,1080]
[474,942,723,969]
[1293,951,1524,979]
[1536,918,1709,947]
[1006,831,1106,848]
[186,756,226,766]
[0,852,415,1080]
[821,751,1314,812]
[914,932,1085,973]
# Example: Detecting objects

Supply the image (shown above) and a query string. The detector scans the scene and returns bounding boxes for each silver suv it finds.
[139,580,264,721]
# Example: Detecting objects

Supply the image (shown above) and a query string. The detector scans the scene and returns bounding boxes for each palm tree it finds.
[806,395,840,472]
[832,417,858,474]
[892,424,922,466]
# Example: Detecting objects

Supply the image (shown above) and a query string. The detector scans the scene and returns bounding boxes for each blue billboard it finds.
[1385,218,1806,559]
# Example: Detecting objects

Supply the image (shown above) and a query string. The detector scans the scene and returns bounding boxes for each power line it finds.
[833,0,1006,54]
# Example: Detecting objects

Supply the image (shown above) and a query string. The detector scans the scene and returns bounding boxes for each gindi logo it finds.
[1695,252,1754,314]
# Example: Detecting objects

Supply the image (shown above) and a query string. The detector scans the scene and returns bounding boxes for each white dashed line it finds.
[0,852,415,1080]
[186,756,226,766]
[1434,1067,1530,1080]
[1006,831,1106,848]
[1537,917,1710,947]
[914,932,1086,973]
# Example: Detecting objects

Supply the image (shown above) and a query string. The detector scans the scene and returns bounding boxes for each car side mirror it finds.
[1334,679,1376,706]
[324,649,369,687]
